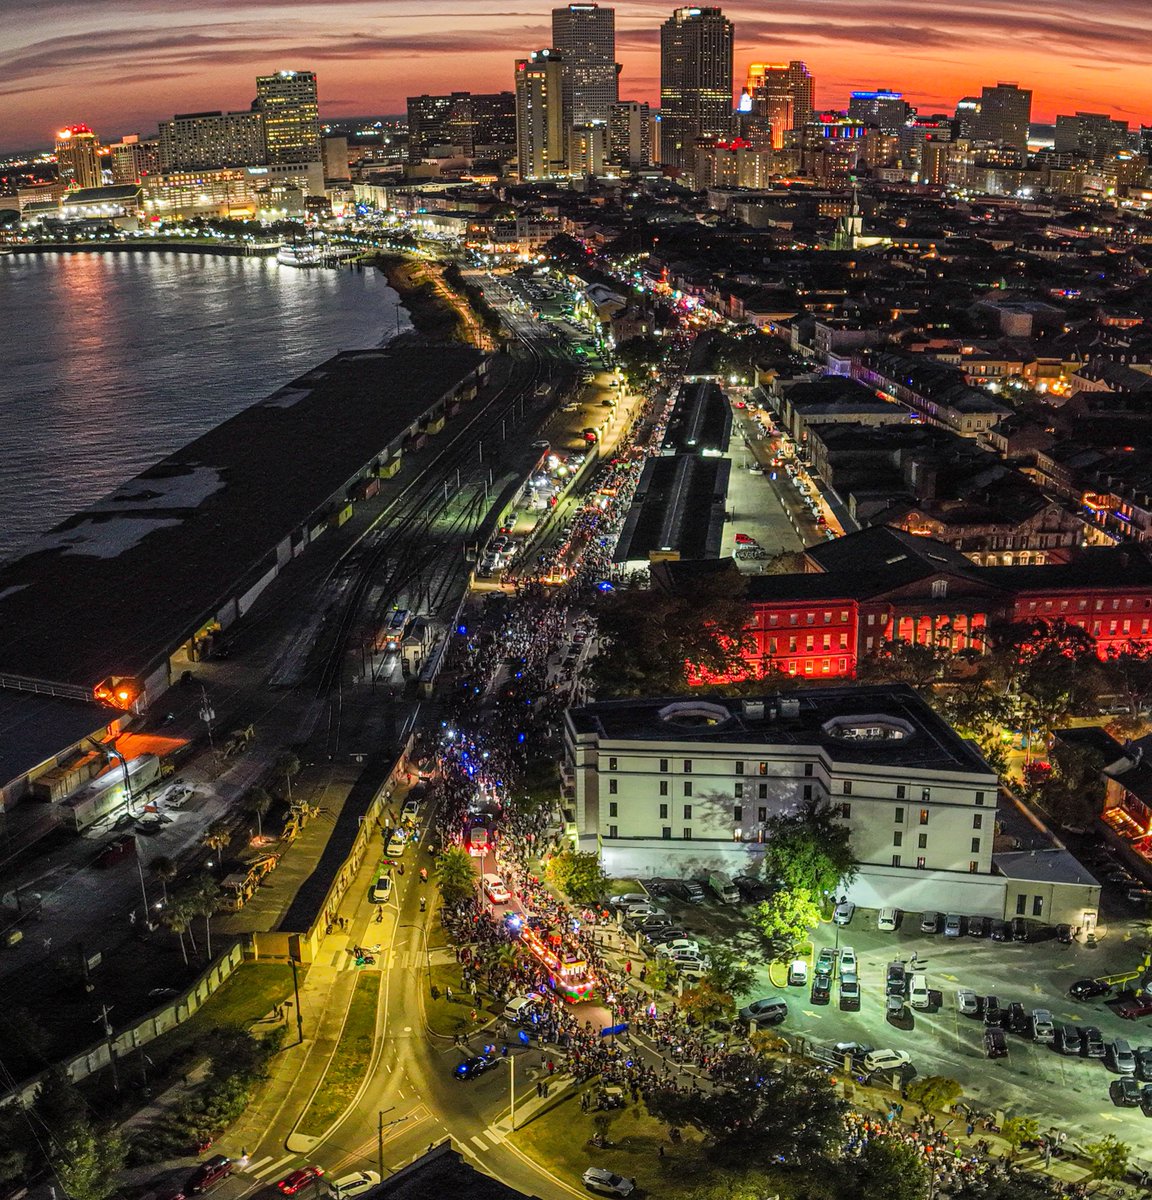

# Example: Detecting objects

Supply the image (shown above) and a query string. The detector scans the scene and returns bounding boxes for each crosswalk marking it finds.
[245,1156,273,1175]
[485,1125,505,1144]
[471,1135,489,1151]
[252,1154,295,1181]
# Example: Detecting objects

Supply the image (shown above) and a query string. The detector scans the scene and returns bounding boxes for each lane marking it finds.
[245,1156,273,1174]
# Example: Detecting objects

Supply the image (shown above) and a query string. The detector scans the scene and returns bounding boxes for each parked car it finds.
[369,874,393,904]
[385,833,407,858]
[1070,978,1110,1001]
[1110,1078,1143,1107]
[839,946,858,975]
[811,972,832,1005]
[609,893,649,909]
[1082,1027,1107,1058]
[1134,1045,1152,1081]
[733,875,773,902]
[839,976,861,1010]
[919,911,940,934]
[186,1157,232,1194]
[966,915,990,938]
[1031,1009,1056,1043]
[581,1167,635,1197]
[984,1027,1009,1059]
[1010,917,1030,942]
[1107,1039,1137,1075]
[329,1174,381,1200]
[877,907,899,932]
[862,1049,911,1074]
[652,939,699,957]
[740,997,788,1027]
[816,948,837,975]
[682,881,706,903]
[956,989,980,1016]
[481,874,511,904]
[943,913,963,937]
[1005,1002,1030,1035]
[886,961,906,996]
[989,919,1009,941]
[833,900,856,926]
[787,959,809,987]
[1056,1025,1084,1055]
[277,1167,324,1196]
[983,996,1002,1026]
[1055,923,1074,944]
[909,973,930,1010]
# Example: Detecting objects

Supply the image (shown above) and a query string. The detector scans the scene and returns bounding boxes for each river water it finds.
[0,250,408,562]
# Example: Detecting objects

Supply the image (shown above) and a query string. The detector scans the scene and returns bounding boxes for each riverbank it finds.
[9,239,278,257]
[371,252,498,350]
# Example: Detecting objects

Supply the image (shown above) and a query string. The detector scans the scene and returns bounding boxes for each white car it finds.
[328,1172,381,1200]
[862,1049,911,1074]
[787,959,809,987]
[839,946,857,975]
[481,873,511,904]
[956,988,980,1016]
[833,900,855,926]
[652,939,699,956]
[582,1167,635,1196]
[877,907,899,932]
[610,893,649,909]
[401,799,420,821]
[386,834,407,858]
[369,874,392,904]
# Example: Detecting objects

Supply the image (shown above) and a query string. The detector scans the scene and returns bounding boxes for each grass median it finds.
[426,962,499,1039]
[512,1086,709,1200]
[296,972,381,1138]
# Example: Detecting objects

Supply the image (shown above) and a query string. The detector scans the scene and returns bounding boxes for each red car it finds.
[276,1167,324,1195]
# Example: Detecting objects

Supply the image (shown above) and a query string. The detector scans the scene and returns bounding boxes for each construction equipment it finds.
[281,801,321,845]
[221,726,255,759]
[216,852,280,911]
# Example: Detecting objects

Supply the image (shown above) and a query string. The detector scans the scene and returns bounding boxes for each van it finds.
[503,995,543,1026]
[909,973,929,1010]
[877,907,899,932]
[707,871,740,904]
[1107,1038,1137,1075]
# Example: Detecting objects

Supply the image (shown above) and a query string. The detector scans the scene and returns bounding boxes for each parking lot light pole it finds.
[509,1053,516,1132]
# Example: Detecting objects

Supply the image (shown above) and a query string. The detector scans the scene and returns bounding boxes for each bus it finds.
[465,819,491,857]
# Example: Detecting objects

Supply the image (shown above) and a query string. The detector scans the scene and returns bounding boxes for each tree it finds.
[544,849,607,904]
[184,874,219,960]
[615,334,664,388]
[201,820,232,872]
[434,846,476,905]
[904,1075,963,1112]
[1103,639,1152,718]
[1000,1115,1039,1158]
[53,1121,126,1200]
[148,855,178,905]
[857,638,953,689]
[243,786,273,837]
[752,887,820,957]
[950,1167,1064,1200]
[680,979,736,1026]
[1084,1134,1130,1182]
[849,1135,931,1200]
[161,898,194,964]
[762,799,858,900]
[705,946,756,997]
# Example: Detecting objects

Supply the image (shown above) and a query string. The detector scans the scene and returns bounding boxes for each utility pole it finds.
[95,1004,119,1092]
[509,1053,516,1132]
[378,1110,385,1179]
[290,957,304,1045]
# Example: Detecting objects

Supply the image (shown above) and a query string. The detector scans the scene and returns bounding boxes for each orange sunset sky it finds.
[2,0,1151,150]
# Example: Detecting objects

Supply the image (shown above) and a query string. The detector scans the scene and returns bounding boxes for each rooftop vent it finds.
[657,700,732,728]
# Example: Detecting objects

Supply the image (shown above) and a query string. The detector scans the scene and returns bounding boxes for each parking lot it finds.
[624,888,1152,1153]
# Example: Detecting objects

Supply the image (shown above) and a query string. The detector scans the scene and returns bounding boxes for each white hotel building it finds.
[564,686,1014,914]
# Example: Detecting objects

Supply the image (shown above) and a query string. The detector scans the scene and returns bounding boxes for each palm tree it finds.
[201,820,231,874]
[187,874,219,959]
[243,787,272,838]
[434,846,476,905]
[148,855,178,905]
[162,899,193,965]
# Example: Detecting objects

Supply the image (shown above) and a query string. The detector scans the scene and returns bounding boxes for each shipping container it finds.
[62,755,162,832]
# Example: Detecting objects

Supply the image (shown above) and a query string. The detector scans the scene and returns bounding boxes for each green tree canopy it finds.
[849,1135,931,1200]
[752,886,821,957]
[904,1075,963,1111]
[544,849,607,903]
[679,979,737,1026]
[705,945,757,997]
[1084,1134,1130,1181]
[763,799,858,899]
[434,846,476,905]
[1000,1115,1038,1157]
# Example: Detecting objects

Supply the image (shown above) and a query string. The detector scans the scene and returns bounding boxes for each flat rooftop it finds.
[613,455,730,564]
[568,684,996,777]
[661,382,732,455]
[994,849,1100,888]
[0,691,113,788]
[0,345,486,693]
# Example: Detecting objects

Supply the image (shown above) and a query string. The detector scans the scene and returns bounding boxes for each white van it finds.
[909,973,929,1010]
[707,871,740,904]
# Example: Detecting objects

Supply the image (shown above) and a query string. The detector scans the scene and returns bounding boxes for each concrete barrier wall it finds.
[10,941,245,1107]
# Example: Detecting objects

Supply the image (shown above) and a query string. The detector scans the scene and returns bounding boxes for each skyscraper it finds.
[551,4,619,127]
[847,90,908,133]
[255,70,322,164]
[407,92,517,162]
[609,101,652,167]
[1053,111,1128,159]
[659,6,734,171]
[974,82,1031,152]
[55,125,102,190]
[158,110,266,171]
[745,61,814,132]
[515,50,567,180]
[110,134,160,184]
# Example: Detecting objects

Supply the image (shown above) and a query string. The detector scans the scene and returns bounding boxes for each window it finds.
[803,784,813,801]
[975,791,985,806]
[608,801,618,817]
[758,783,768,799]
[841,802,852,818]
[683,760,692,773]
[758,807,767,822]
[894,806,905,823]
[659,803,668,819]
[608,757,617,771]
[970,837,981,853]
[608,824,617,838]
[659,758,669,772]
[608,779,618,795]
[683,804,692,819]
[893,831,903,847]
[1015,894,1027,916]
[803,762,814,777]
[683,782,692,798]
[662,827,671,840]
[734,782,743,800]
[916,856,926,869]
[734,805,743,822]
[896,785,906,799]
[969,861,979,873]
[919,808,930,825]
[758,761,768,775]
[1032,895,1044,917]
[659,780,669,797]
[683,827,692,840]
[843,780,852,795]
[921,788,931,803]
[891,854,902,867]
[918,833,928,849]
[735,761,744,776]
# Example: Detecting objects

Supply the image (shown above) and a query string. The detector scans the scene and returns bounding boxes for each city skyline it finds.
[3,0,1152,151]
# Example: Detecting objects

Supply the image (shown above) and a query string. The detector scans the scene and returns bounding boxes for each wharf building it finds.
[0,344,488,810]
[565,688,1101,925]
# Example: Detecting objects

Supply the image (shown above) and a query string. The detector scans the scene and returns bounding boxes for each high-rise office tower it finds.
[551,4,619,126]
[515,50,567,179]
[1053,111,1128,159]
[974,82,1031,152]
[255,70,322,164]
[158,110,267,171]
[109,134,160,184]
[847,90,908,133]
[609,101,652,167]
[407,92,517,162]
[469,93,518,154]
[745,61,814,133]
[660,6,734,171]
[55,125,102,190]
